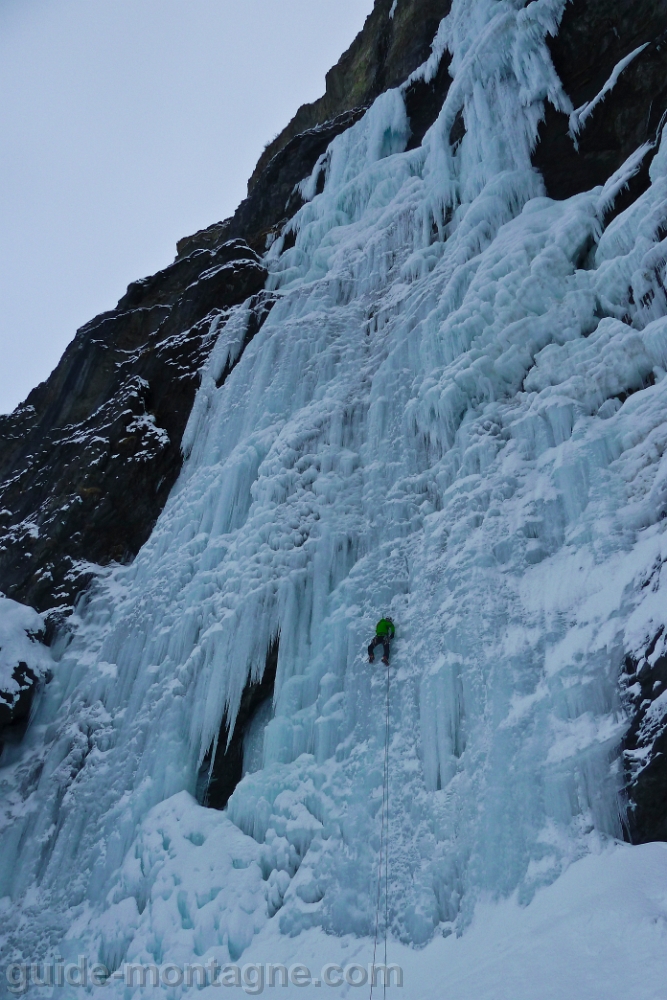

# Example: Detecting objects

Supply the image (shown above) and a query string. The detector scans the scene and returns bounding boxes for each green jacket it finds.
[376,618,395,639]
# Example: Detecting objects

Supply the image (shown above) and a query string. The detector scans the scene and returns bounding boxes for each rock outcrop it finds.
[623,630,667,844]
[0,241,266,624]
[0,596,51,756]
[534,0,667,208]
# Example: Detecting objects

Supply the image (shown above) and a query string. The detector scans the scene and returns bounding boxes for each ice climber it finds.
[368,616,395,665]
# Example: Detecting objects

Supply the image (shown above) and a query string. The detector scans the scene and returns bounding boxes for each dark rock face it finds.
[0,240,266,623]
[623,629,667,844]
[404,47,453,151]
[534,0,667,203]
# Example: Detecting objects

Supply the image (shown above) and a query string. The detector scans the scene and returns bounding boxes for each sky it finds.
[0,0,375,414]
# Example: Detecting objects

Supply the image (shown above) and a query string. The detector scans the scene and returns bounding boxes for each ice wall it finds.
[3,0,667,989]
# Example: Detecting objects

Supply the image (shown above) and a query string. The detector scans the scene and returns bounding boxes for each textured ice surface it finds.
[2,0,667,993]
[243,699,273,777]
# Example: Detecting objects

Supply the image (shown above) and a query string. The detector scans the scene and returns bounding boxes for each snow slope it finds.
[236,841,667,999]
[2,0,667,995]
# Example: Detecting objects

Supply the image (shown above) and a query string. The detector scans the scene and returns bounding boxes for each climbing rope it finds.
[370,661,391,1000]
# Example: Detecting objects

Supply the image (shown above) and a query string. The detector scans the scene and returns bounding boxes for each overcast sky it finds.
[0,0,375,414]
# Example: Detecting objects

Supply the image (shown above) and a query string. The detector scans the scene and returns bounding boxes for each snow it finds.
[123,413,170,462]
[0,596,51,703]
[8,825,666,998]
[234,841,667,1000]
[2,0,667,994]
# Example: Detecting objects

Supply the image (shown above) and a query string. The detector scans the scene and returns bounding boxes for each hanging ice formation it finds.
[3,0,667,987]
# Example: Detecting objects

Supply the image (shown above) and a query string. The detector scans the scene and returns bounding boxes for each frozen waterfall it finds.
[3,0,667,995]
